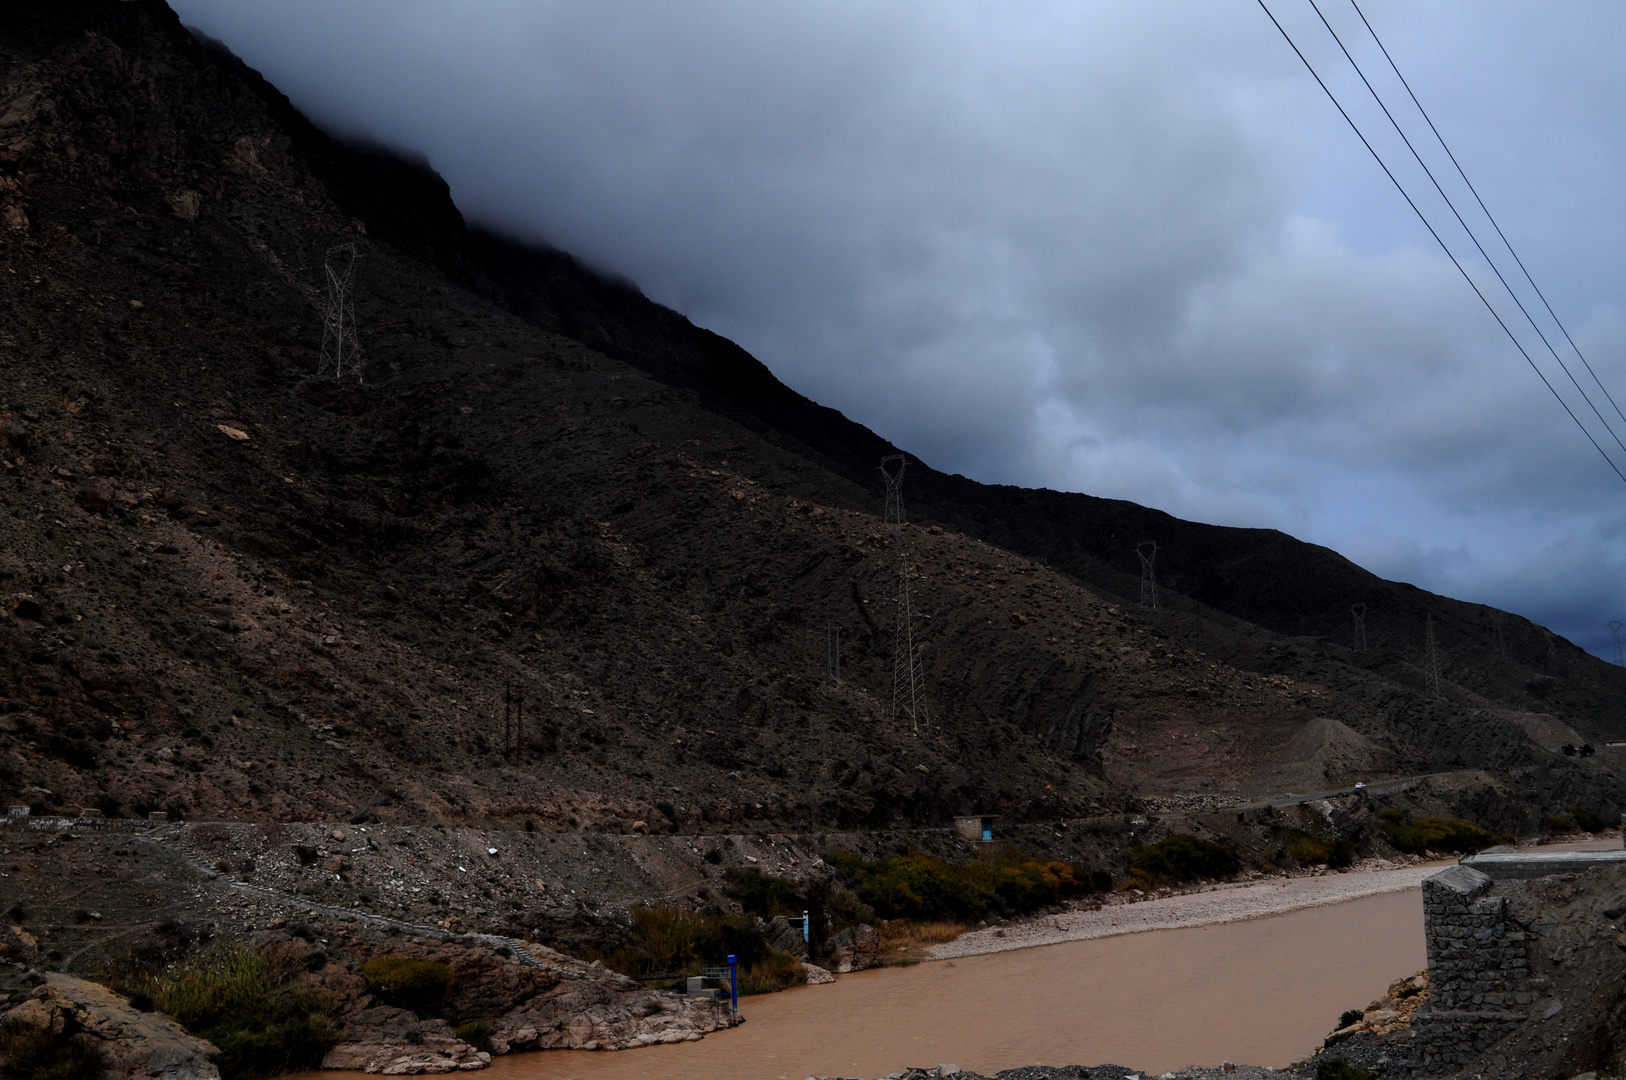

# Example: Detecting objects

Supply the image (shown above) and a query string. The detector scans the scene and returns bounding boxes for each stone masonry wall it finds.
[1410,865,1532,1072]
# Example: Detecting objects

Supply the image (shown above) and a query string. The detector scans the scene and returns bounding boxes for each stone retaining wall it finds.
[1410,864,1536,1072]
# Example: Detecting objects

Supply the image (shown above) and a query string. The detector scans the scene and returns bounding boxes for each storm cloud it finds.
[169,0,1626,656]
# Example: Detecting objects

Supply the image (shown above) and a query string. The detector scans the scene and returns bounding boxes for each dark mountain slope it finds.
[0,0,1617,852]
[169,3,1626,743]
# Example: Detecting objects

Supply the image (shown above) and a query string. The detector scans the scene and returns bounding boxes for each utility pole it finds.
[1350,603,1367,654]
[879,455,907,525]
[1609,620,1624,667]
[891,556,928,731]
[1424,615,1442,700]
[1137,541,1159,612]
[318,243,363,381]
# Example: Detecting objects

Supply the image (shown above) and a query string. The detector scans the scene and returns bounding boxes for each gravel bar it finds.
[927,859,1449,960]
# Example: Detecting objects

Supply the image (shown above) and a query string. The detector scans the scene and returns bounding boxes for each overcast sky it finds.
[169,0,1626,659]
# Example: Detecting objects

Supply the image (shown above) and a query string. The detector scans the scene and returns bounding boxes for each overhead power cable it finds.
[1347,0,1626,433]
[1303,0,1626,460]
[1253,0,1626,486]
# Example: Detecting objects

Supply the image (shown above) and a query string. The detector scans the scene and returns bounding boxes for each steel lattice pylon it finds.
[891,555,927,731]
[1137,541,1159,612]
[879,455,907,525]
[1350,603,1367,654]
[1424,614,1442,700]
[318,243,363,381]
[1609,620,1624,667]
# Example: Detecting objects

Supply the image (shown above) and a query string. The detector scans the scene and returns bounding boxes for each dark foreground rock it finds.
[0,970,221,1080]
[812,1063,1293,1080]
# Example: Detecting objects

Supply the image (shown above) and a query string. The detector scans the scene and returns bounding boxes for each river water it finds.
[487,889,1421,1079]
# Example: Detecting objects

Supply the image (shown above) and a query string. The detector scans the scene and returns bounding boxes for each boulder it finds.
[803,963,836,985]
[764,915,809,960]
[1,972,221,1080]
[826,924,879,973]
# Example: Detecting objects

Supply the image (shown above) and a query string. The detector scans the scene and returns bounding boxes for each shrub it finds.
[0,1017,106,1080]
[454,1020,493,1053]
[591,906,800,996]
[1337,1008,1365,1029]
[359,955,452,1012]
[728,869,803,918]
[1315,1057,1373,1080]
[1273,827,1357,869]
[1568,805,1609,833]
[830,851,1101,922]
[100,945,336,1080]
[1378,815,1507,855]
[1127,835,1240,884]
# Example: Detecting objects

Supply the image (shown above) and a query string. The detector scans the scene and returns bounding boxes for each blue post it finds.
[726,954,738,1012]
[802,909,809,943]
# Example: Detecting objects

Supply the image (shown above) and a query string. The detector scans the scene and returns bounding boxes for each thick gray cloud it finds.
[169,0,1626,657]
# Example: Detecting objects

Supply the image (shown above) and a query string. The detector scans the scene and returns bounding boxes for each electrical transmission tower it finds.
[1424,615,1442,700]
[1137,541,1159,612]
[1609,620,1624,667]
[890,556,928,731]
[879,455,907,525]
[825,625,842,682]
[318,243,363,381]
[1350,603,1367,654]
[1490,611,1507,657]
[502,680,525,755]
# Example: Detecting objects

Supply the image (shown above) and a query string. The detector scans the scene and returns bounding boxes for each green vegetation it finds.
[101,945,336,1080]
[0,1017,106,1080]
[1126,834,1240,885]
[1315,1057,1374,1080]
[1377,813,1507,855]
[454,1020,494,1053]
[830,850,1106,922]
[592,907,803,996]
[1337,1008,1365,1028]
[1567,805,1609,833]
[729,868,804,918]
[359,955,453,1012]
[1272,826,1356,869]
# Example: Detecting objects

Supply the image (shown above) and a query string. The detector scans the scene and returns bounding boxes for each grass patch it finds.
[0,1017,106,1080]
[591,907,802,995]
[101,945,336,1080]
[876,919,968,960]
[831,850,1105,922]
[359,955,452,1012]
[1127,834,1239,885]
[1567,805,1609,833]
[454,1020,494,1053]
[1378,814,1507,855]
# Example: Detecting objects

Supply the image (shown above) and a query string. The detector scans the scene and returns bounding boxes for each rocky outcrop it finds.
[492,978,739,1051]
[1,971,220,1080]
[321,1007,489,1075]
[827,924,879,973]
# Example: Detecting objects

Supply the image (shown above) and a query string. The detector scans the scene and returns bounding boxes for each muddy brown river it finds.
[482,888,1421,1079]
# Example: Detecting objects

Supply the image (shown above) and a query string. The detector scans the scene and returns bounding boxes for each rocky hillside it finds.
[0,0,1619,851]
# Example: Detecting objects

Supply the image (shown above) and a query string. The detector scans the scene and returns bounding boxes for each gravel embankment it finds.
[927,859,1447,960]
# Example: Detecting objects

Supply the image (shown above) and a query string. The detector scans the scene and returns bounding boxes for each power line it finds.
[1348,0,1626,435]
[1303,0,1626,461]
[1254,0,1626,487]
